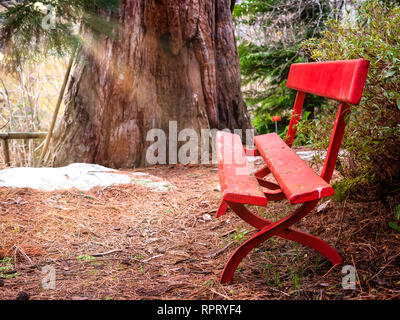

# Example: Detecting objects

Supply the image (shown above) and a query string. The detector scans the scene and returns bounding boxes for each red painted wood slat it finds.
[254,133,334,204]
[287,59,369,104]
[216,131,268,206]
[321,103,350,183]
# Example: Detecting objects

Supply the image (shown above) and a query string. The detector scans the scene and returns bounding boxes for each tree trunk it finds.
[45,0,252,168]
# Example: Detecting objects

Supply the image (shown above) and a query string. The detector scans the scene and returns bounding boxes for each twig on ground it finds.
[207,287,231,300]
[370,252,400,281]
[321,264,338,278]
[351,255,363,294]
[141,254,164,263]
[268,286,290,297]
[13,245,34,266]
[334,200,346,246]
[91,249,123,257]
[205,242,233,258]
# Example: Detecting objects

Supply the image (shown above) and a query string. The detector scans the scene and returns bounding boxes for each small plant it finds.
[77,255,96,262]
[287,266,304,293]
[0,257,18,279]
[202,279,214,287]
[158,269,166,276]
[273,269,281,287]
[294,243,302,263]
[77,191,95,200]
[119,263,128,271]
[231,227,250,244]
[389,204,400,232]
[0,257,11,264]
[262,263,273,286]
[293,273,302,291]
[134,253,144,260]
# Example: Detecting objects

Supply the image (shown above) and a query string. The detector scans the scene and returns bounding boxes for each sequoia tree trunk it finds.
[45,0,252,168]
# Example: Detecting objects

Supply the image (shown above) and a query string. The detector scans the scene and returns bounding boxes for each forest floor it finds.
[0,156,399,300]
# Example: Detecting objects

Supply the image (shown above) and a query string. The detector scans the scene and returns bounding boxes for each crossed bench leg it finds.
[220,200,342,284]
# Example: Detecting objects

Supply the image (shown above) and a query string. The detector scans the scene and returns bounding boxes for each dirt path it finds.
[0,165,399,300]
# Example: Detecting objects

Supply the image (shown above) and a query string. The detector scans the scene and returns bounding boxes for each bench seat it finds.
[216,131,267,207]
[254,133,334,204]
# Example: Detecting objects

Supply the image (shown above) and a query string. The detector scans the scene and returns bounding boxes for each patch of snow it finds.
[246,156,262,163]
[0,163,174,192]
[296,149,349,162]
[317,200,331,213]
[245,150,348,163]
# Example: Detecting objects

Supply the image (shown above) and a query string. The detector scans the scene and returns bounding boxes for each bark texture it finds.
[46,0,252,168]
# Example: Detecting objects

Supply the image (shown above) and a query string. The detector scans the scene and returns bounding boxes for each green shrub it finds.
[303,0,400,201]
[234,0,340,136]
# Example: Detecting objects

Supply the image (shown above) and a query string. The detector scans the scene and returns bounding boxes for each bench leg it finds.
[221,201,341,283]
[227,201,270,230]
[281,228,342,266]
[254,165,270,178]
[227,202,342,265]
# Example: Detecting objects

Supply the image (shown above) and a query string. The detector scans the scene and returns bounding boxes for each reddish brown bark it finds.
[45,0,252,168]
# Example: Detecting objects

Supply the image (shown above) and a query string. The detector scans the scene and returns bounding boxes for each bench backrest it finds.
[285,59,370,183]
[287,59,369,104]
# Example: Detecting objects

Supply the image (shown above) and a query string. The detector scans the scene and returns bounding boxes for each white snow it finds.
[0,163,174,192]
[295,150,349,162]
[245,150,348,163]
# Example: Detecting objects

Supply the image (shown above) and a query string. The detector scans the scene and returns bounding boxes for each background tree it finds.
[0,0,121,166]
[1,0,252,168]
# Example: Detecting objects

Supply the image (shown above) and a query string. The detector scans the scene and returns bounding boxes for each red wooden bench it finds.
[215,59,369,283]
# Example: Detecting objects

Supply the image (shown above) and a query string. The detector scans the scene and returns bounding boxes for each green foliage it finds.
[331,180,349,202]
[0,257,18,279]
[289,110,311,146]
[230,227,250,244]
[0,0,120,69]
[304,0,400,201]
[234,0,342,135]
[232,0,271,19]
[389,204,400,232]
[77,254,96,261]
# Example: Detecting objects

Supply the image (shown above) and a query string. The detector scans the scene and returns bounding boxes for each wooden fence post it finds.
[0,133,47,167]
[1,138,10,166]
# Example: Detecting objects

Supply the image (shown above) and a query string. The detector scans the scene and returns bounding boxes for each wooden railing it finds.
[0,132,48,166]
